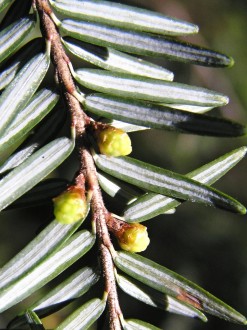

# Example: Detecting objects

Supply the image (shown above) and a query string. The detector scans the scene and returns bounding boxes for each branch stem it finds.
[35,1,122,328]
[81,148,122,330]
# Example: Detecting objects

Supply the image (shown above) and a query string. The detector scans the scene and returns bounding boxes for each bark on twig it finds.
[34,1,123,328]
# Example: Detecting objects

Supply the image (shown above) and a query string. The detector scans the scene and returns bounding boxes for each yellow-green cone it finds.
[96,126,132,157]
[117,223,150,253]
[53,187,87,224]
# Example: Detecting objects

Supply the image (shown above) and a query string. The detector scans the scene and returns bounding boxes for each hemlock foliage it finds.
[0,1,246,329]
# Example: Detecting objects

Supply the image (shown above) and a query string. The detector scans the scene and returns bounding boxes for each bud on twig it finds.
[53,186,87,224]
[94,125,132,157]
[107,215,150,252]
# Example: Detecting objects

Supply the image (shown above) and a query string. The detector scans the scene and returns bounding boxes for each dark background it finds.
[0,1,246,329]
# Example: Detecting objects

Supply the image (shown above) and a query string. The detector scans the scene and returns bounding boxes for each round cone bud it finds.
[96,126,132,157]
[53,187,87,224]
[117,223,150,253]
